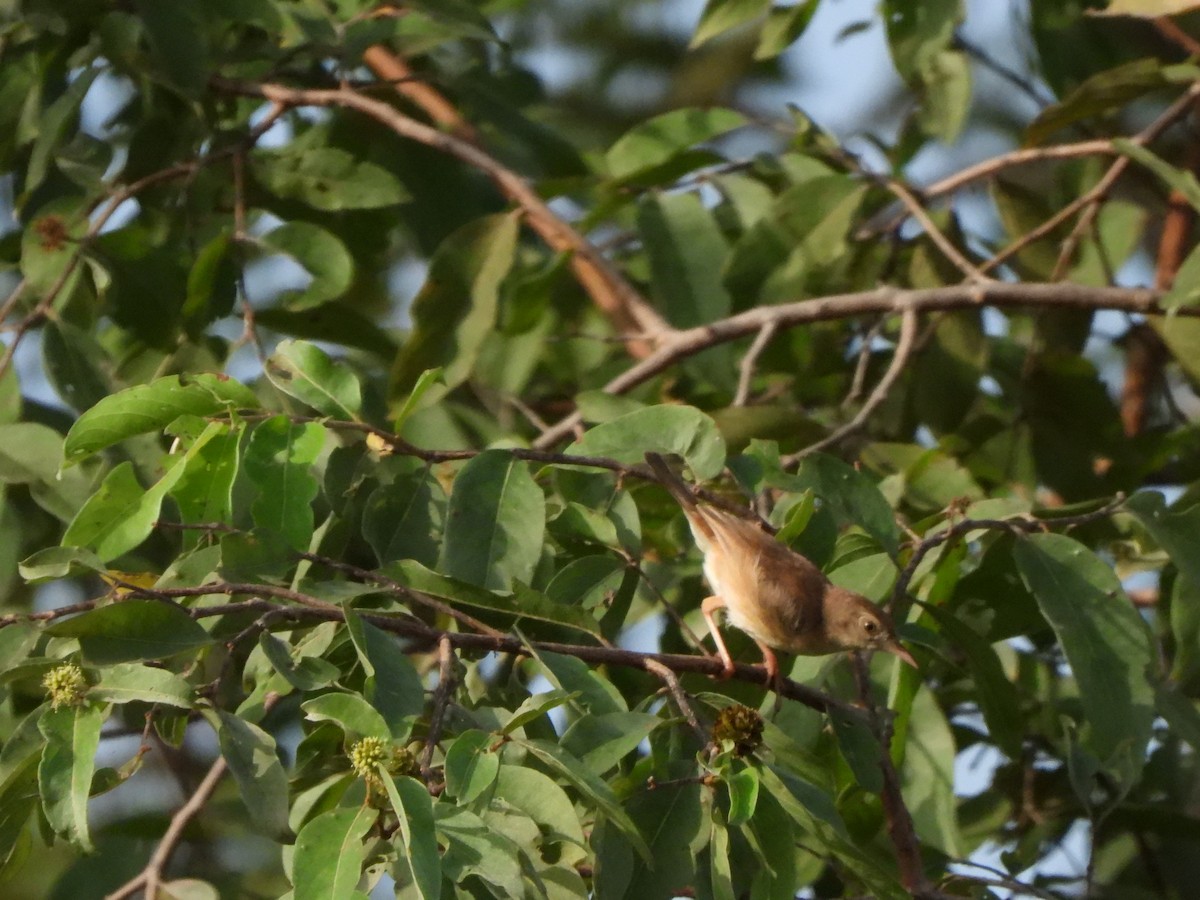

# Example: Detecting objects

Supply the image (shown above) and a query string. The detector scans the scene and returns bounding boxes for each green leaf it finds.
[0,423,64,484]
[1028,59,1197,145]
[639,192,732,329]
[301,693,391,741]
[606,108,747,181]
[755,0,819,59]
[133,0,210,95]
[362,468,444,568]
[63,374,258,464]
[63,424,223,561]
[214,710,290,837]
[391,213,520,405]
[501,689,580,735]
[18,546,105,583]
[252,146,410,211]
[509,737,651,862]
[253,303,398,358]
[725,767,759,828]
[435,805,524,897]
[183,231,238,335]
[829,705,884,794]
[1127,490,1200,588]
[1115,138,1200,215]
[89,663,194,708]
[443,730,500,802]
[344,610,425,735]
[172,425,242,535]
[258,633,340,691]
[559,711,662,774]
[384,561,603,638]
[440,450,546,591]
[532,651,626,715]
[46,599,212,665]
[1160,244,1200,310]
[244,416,325,550]
[1013,533,1156,779]
[38,705,105,852]
[264,340,362,420]
[493,764,586,849]
[923,606,1023,758]
[568,404,727,481]
[292,806,377,900]
[709,808,735,900]
[691,0,770,48]
[25,69,100,195]
[784,453,899,554]
[899,685,962,857]
[391,368,444,431]
[259,222,355,310]
[378,773,441,900]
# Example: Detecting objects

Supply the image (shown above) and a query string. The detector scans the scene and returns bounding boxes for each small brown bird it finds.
[646,452,917,683]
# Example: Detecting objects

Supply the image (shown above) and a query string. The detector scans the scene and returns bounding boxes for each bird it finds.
[645,452,917,686]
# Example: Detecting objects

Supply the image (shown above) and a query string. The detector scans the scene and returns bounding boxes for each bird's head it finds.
[825,587,917,667]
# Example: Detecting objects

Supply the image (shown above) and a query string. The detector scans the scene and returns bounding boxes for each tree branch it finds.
[533,281,1171,448]
[209,75,672,357]
[783,306,919,465]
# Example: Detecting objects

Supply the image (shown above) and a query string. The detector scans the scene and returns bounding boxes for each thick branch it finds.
[534,281,1170,447]
[210,76,672,356]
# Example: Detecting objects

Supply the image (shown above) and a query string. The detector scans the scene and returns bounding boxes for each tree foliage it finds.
[2,0,1200,897]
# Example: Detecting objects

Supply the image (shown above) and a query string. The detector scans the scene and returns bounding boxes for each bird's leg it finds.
[754,640,785,712]
[701,595,736,679]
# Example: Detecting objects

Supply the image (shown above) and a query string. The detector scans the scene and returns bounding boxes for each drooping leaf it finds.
[391,213,520,405]
[301,693,391,741]
[259,222,355,310]
[344,610,426,735]
[213,710,290,837]
[292,806,377,900]
[1014,533,1156,781]
[244,416,325,549]
[440,450,545,591]
[378,773,441,900]
[384,561,603,638]
[362,468,444,568]
[38,704,104,852]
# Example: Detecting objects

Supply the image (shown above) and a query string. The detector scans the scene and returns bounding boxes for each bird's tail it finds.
[645,452,699,510]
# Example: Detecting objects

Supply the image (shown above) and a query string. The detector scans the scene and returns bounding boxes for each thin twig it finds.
[105,756,228,900]
[884,179,988,282]
[733,321,777,407]
[888,495,1127,612]
[531,280,1171,448]
[420,636,456,781]
[983,82,1200,277]
[850,653,931,897]
[645,658,707,744]
[784,306,919,464]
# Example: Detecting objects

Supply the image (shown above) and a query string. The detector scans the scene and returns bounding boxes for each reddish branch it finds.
[533,281,1172,448]
[209,75,671,357]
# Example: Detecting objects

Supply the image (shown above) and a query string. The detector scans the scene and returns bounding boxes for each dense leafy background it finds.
[2,0,1200,897]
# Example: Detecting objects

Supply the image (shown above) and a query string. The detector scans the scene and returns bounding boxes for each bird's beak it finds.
[883,641,918,669]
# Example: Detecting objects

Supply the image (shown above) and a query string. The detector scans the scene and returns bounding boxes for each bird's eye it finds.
[861,617,878,633]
